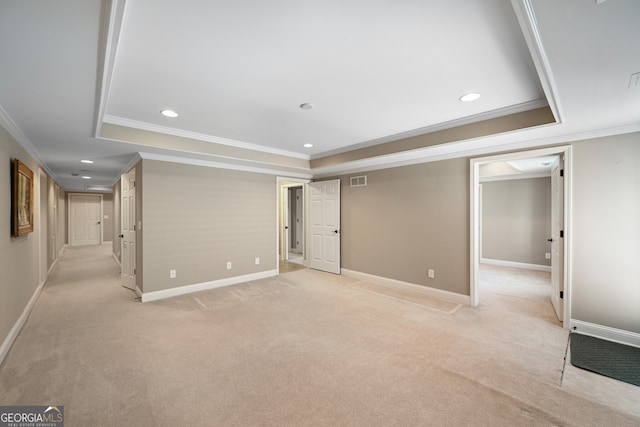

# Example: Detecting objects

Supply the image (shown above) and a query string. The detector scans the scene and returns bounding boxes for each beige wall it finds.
[571,133,640,333]
[102,193,113,242]
[0,126,44,353]
[335,158,470,295]
[482,177,551,266]
[140,160,277,293]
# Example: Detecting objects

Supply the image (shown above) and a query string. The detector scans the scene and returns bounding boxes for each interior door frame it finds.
[38,169,48,286]
[470,145,572,327]
[276,177,310,273]
[67,193,104,247]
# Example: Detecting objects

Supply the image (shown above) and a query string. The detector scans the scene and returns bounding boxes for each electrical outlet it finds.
[227,262,232,270]
[255,257,260,265]
[169,269,176,279]
[545,253,551,259]
[428,269,435,279]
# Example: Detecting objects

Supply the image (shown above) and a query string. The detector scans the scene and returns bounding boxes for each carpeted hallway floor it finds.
[1,244,639,426]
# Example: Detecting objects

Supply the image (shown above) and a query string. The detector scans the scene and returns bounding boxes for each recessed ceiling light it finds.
[81,176,91,180]
[80,159,93,164]
[299,103,315,110]
[161,109,179,118]
[303,143,313,148]
[459,93,481,102]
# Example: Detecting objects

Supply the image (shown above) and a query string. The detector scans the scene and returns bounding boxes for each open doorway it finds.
[470,146,572,327]
[277,178,309,274]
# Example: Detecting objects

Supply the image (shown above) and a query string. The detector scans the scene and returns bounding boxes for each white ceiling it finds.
[0,0,639,192]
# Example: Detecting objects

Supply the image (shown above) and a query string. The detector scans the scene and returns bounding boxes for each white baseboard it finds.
[141,270,278,303]
[570,320,640,348]
[0,281,46,366]
[112,252,121,267]
[47,256,59,276]
[341,269,470,306]
[481,258,551,272]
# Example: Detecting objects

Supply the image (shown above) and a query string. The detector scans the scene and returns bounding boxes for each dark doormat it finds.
[570,333,640,387]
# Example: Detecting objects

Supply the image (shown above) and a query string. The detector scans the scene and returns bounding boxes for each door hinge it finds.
[560,169,564,177]
[560,291,563,299]
[560,230,564,238]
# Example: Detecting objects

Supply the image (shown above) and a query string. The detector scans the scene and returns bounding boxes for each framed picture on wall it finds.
[11,159,34,237]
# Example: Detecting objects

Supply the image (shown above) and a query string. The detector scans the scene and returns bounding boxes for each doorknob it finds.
[119,234,124,238]
[547,238,553,242]
[334,230,340,234]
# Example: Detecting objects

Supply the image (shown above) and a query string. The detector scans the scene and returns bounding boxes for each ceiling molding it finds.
[0,104,58,181]
[138,152,313,179]
[312,98,549,160]
[93,0,127,138]
[102,115,310,160]
[312,122,640,178]
[511,0,564,124]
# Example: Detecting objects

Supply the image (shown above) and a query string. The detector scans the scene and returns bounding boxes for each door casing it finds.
[277,177,310,272]
[470,146,572,327]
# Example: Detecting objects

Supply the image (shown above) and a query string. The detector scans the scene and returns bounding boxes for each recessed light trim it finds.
[459,93,481,102]
[161,109,179,118]
[299,103,315,110]
[81,176,91,180]
[80,159,94,164]
[303,143,313,148]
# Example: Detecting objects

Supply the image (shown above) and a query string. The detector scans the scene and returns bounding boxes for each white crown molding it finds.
[312,99,549,160]
[103,115,310,160]
[0,104,58,180]
[312,123,640,178]
[138,152,313,179]
[511,0,564,123]
[93,0,127,138]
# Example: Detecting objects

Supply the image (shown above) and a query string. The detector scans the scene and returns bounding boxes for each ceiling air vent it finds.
[350,175,367,187]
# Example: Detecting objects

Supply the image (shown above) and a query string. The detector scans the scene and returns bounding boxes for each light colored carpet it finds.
[1,245,639,426]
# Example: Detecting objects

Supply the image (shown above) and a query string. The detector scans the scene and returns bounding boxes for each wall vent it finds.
[350,175,367,187]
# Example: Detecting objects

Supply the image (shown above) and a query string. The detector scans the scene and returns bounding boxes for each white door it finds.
[550,156,564,322]
[121,170,136,291]
[310,180,341,274]
[70,195,101,246]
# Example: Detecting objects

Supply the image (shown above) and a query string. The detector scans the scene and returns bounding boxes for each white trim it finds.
[342,269,470,306]
[112,252,121,267]
[511,0,564,123]
[570,320,640,348]
[480,258,551,272]
[103,115,310,160]
[276,177,311,274]
[93,0,127,138]
[135,285,142,298]
[140,270,277,303]
[313,99,549,159]
[0,281,45,365]
[0,105,57,181]
[311,123,640,179]
[470,146,573,324]
[138,152,313,179]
